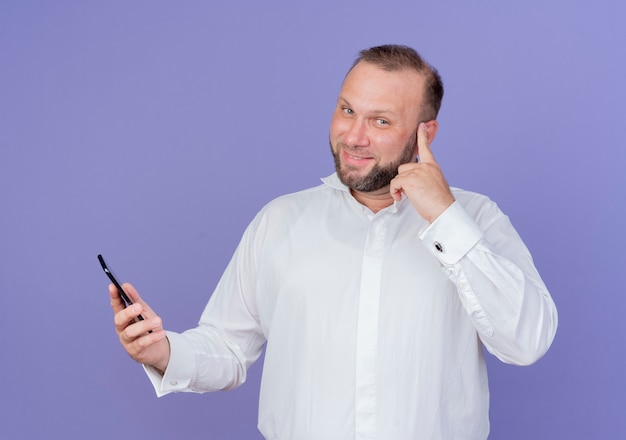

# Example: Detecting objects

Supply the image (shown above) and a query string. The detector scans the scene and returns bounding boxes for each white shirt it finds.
[146,173,558,440]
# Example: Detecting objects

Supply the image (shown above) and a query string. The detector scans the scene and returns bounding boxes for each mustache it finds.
[334,142,375,157]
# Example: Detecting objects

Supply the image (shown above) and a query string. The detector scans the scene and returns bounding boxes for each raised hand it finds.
[389,122,455,223]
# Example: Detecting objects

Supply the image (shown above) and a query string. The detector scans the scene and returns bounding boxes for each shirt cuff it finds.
[419,201,484,265]
[143,331,196,397]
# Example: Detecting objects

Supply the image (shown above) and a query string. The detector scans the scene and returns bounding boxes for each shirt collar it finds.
[320,172,403,214]
[320,172,350,192]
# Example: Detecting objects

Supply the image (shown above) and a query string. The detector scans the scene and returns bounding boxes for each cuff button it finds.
[434,241,443,252]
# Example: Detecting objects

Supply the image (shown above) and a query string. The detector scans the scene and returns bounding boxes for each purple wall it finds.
[1,1,624,438]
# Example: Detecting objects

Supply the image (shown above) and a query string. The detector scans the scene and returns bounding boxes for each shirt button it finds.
[434,241,443,252]
[170,380,178,386]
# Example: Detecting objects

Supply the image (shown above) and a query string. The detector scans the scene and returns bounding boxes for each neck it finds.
[350,186,395,213]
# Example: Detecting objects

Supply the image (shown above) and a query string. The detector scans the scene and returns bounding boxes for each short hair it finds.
[350,44,444,121]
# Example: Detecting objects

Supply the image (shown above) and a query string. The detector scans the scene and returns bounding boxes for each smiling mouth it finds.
[344,150,373,163]
[348,153,370,160]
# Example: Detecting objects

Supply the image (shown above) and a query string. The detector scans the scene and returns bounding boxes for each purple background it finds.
[1,1,624,438]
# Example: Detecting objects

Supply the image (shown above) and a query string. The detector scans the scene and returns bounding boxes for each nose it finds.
[343,118,369,147]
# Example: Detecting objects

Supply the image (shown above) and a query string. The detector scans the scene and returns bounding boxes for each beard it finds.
[330,134,417,193]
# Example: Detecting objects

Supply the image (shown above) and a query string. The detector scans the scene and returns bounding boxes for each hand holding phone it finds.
[98,254,149,328]
[100,254,169,370]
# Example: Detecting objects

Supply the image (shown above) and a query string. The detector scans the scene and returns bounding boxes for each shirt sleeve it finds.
[143,331,196,397]
[143,213,268,396]
[419,199,558,366]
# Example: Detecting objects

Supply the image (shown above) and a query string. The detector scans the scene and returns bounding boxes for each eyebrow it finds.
[337,97,397,117]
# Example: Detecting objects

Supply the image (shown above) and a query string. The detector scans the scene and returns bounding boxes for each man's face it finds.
[329,62,425,193]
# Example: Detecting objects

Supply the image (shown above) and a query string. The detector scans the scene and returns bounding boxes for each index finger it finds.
[120,282,157,317]
[417,122,436,163]
[109,282,154,316]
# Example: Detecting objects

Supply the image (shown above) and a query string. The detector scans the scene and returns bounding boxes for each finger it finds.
[121,315,163,341]
[125,330,169,364]
[109,283,127,313]
[417,122,436,163]
[397,162,418,175]
[121,282,156,317]
[389,175,404,202]
[113,303,145,331]
[391,163,419,200]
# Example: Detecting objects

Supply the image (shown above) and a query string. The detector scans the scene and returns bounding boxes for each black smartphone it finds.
[98,254,147,325]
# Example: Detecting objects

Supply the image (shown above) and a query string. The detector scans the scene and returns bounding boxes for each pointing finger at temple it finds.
[417,122,436,164]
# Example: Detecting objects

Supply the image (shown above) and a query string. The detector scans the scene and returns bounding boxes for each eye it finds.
[342,107,354,115]
[375,118,389,126]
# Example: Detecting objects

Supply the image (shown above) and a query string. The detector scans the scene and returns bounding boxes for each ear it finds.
[423,119,439,145]
[413,119,439,157]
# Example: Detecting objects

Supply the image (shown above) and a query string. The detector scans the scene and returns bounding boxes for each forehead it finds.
[340,62,425,114]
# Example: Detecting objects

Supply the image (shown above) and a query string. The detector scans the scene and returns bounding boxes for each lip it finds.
[342,149,374,166]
